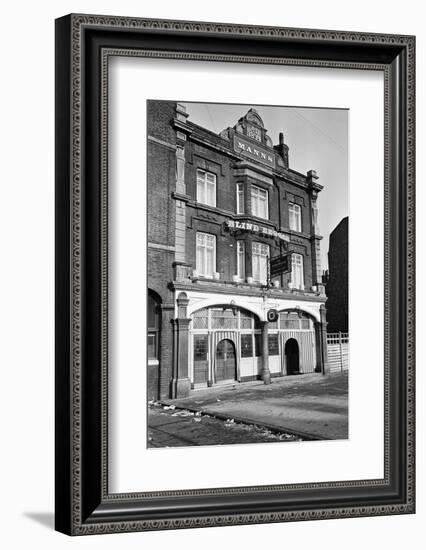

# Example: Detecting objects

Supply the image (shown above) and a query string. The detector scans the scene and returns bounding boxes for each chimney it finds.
[274,132,289,168]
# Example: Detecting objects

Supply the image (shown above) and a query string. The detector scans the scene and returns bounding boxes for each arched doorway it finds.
[147,289,162,400]
[148,290,161,361]
[191,306,260,387]
[285,338,300,375]
[277,310,317,375]
[215,339,237,383]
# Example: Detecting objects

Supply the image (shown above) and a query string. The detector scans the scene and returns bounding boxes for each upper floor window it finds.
[196,232,216,278]
[289,202,302,232]
[237,241,245,280]
[236,183,244,214]
[196,169,216,207]
[251,185,268,219]
[252,242,269,284]
[290,253,304,290]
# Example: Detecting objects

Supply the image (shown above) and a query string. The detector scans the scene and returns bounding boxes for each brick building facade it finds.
[147,101,329,400]
[324,217,349,333]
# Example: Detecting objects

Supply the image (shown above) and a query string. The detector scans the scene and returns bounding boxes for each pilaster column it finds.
[261,321,271,385]
[158,303,175,399]
[315,304,329,375]
[171,292,191,398]
[307,170,323,286]
[314,321,322,373]
[174,104,190,268]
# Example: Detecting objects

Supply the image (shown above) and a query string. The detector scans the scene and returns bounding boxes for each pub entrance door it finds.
[285,338,300,375]
[215,339,237,383]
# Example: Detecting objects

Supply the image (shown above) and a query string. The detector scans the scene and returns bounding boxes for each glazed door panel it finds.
[193,334,209,384]
[216,339,236,382]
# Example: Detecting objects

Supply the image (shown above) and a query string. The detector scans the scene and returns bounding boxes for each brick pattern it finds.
[147,100,326,397]
[326,217,348,332]
[182,135,316,285]
[147,101,178,398]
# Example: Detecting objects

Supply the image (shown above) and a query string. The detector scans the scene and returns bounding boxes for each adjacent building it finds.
[147,101,329,400]
[324,217,349,333]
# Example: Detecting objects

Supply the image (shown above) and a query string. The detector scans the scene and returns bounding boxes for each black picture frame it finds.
[55,14,415,535]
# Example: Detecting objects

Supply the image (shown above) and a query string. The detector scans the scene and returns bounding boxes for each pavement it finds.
[149,372,348,447]
[147,406,301,448]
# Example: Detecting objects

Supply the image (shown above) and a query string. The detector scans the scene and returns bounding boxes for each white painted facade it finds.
[177,288,324,387]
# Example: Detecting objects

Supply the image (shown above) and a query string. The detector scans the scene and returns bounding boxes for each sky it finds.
[182,101,348,271]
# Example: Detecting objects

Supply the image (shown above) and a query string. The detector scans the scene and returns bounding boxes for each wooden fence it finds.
[327,332,349,373]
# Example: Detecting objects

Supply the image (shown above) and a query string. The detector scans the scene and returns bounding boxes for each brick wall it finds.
[147,100,177,143]
[146,100,324,397]
[326,217,349,332]
[147,101,177,398]
[181,130,316,288]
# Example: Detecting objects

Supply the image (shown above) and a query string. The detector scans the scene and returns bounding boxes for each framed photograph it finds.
[55,14,415,535]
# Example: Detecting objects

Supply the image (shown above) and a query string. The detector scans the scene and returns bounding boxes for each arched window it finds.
[148,291,161,360]
[279,310,313,330]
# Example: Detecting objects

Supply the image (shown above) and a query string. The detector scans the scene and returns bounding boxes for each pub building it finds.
[147,101,329,400]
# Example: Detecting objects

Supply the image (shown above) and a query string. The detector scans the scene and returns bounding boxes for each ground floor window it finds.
[241,334,253,357]
[211,308,238,329]
[254,333,262,356]
[192,307,259,331]
[268,333,279,355]
[148,291,161,360]
[193,334,209,384]
[193,334,208,361]
[279,311,312,330]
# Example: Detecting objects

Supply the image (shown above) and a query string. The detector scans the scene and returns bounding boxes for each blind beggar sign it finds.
[225,220,290,242]
[269,253,291,278]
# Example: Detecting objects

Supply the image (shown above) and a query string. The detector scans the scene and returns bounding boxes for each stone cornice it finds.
[171,281,326,303]
[147,135,176,151]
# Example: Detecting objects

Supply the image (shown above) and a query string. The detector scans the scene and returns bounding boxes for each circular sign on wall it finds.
[267,309,279,323]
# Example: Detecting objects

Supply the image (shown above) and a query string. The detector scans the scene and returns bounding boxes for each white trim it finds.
[148,242,176,252]
[182,290,322,322]
[147,135,176,151]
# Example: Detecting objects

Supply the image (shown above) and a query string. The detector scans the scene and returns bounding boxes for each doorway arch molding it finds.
[188,297,264,321]
[276,306,320,323]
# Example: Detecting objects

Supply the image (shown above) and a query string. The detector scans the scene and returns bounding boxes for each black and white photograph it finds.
[147,100,349,448]
[0,0,418,544]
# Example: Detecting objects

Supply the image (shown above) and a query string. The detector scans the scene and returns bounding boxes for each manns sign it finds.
[233,135,275,168]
